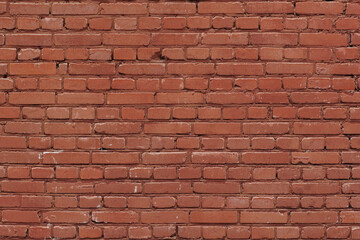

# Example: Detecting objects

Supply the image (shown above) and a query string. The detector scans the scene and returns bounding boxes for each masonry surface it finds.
[1,0,360,239]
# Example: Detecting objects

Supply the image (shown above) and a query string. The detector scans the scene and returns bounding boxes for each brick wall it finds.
[1,1,360,239]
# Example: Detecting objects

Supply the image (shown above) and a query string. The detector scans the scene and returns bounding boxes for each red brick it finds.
[0,107,20,119]
[190,211,237,223]
[119,63,165,75]
[294,122,341,135]
[187,17,211,29]
[285,18,307,30]
[0,195,20,207]
[93,152,138,165]
[292,183,340,194]
[199,2,244,14]
[69,63,115,75]
[114,48,136,60]
[0,48,16,60]
[52,3,98,15]
[300,33,348,46]
[246,2,293,13]
[0,18,15,30]
[139,17,161,30]
[267,62,313,74]
[144,182,191,194]
[296,2,344,15]
[336,18,359,30]
[216,63,263,76]
[301,227,325,239]
[3,210,40,223]
[261,18,283,31]
[327,227,351,239]
[107,93,154,105]
[241,212,287,223]
[10,3,49,14]
[17,17,39,30]
[242,152,290,164]
[253,227,275,239]
[14,77,37,90]
[18,52,41,64]
[47,182,92,194]
[244,123,289,135]
[292,92,339,104]
[100,3,147,15]
[277,227,300,239]
[188,45,206,56]
[141,211,188,224]
[104,167,128,179]
[192,152,238,164]
[250,33,298,45]
[41,17,63,30]
[0,136,26,149]
[343,183,360,194]
[79,226,102,239]
[53,226,76,239]
[6,34,52,46]
[22,196,52,208]
[142,152,186,164]
[194,182,240,194]
[65,48,88,60]
[0,225,27,237]
[152,196,176,208]
[144,122,190,134]
[5,122,41,134]
[157,92,203,104]
[252,168,276,179]
[244,182,290,194]
[149,3,195,14]
[341,211,360,223]
[178,167,201,180]
[89,17,112,30]
[43,211,89,223]
[129,227,152,239]
[2,181,44,193]
[227,227,251,239]
[9,63,56,75]
[228,167,252,180]
[95,182,141,194]
[162,48,185,59]
[58,93,104,105]
[43,152,89,165]
[29,226,51,239]
[44,123,91,135]
[41,49,64,61]
[103,33,150,46]
[178,226,201,239]
[202,33,247,45]
[55,34,100,46]
[291,211,338,223]
[213,17,234,29]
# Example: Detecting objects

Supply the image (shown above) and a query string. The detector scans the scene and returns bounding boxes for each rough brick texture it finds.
[1,0,360,239]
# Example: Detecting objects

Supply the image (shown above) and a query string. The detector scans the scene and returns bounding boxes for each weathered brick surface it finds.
[1,1,360,239]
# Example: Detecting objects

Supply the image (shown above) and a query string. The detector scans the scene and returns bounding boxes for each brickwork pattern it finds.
[1,1,360,239]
